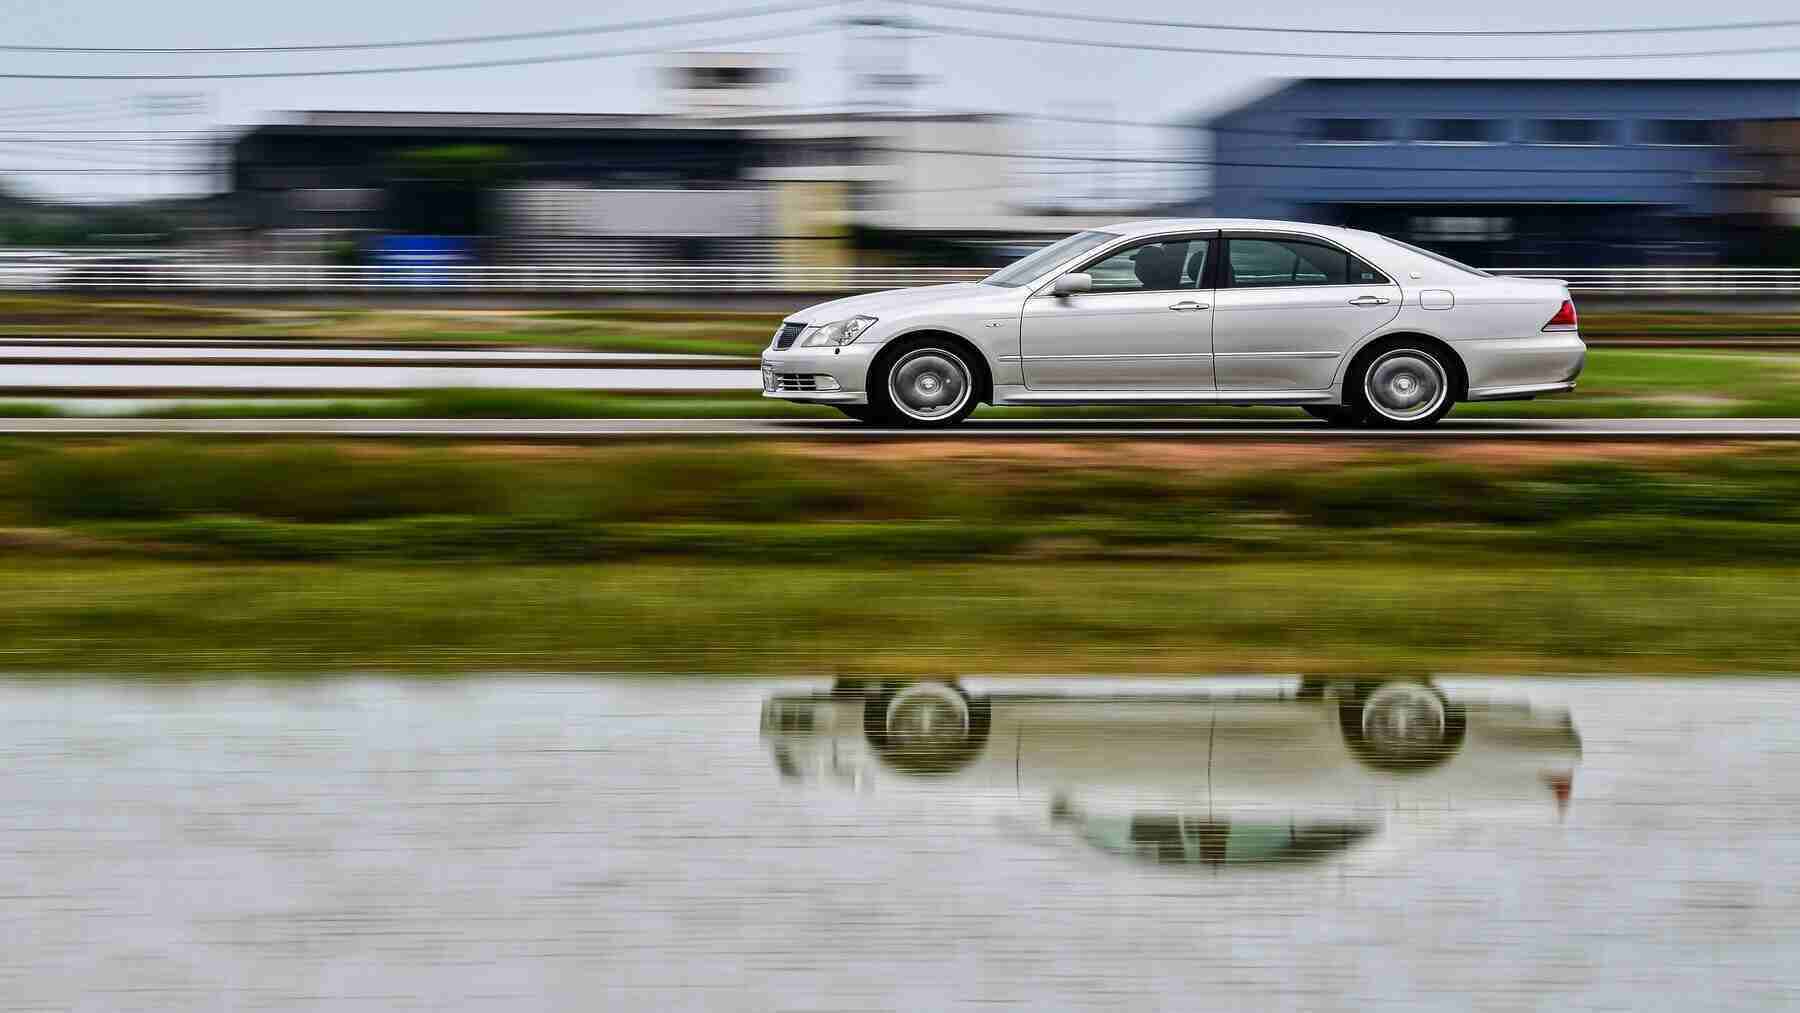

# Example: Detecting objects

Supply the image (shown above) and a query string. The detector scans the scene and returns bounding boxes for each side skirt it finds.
[992,384,1339,407]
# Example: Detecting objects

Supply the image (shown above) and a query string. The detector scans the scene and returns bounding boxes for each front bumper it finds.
[760,343,879,406]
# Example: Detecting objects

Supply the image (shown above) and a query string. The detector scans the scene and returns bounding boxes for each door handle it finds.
[1168,301,1209,312]
[1348,295,1390,306]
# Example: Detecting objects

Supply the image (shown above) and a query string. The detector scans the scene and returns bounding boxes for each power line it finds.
[0,23,831,80]
[911,0,1800,37]
[0,144,195,167]
[0,1,830,53]
[0,136,205,143]
[913,18,1800,60]
[0,168,210,173]
[0,108,158,128]
[0,97,132,116]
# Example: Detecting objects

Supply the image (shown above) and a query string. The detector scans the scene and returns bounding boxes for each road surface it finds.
[1,416,1799,438]
[1,675,1794,1011]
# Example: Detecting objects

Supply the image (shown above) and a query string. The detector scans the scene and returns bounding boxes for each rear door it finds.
[1211,233,1401,391]
[1021,234,1217,391]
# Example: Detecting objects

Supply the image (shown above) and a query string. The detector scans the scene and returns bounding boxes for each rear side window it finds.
[1349,256,1389,285]
[1226,238,1350,288]
[1383,237,1492,278]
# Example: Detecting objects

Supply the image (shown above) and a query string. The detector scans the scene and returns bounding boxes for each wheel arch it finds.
[1335,330,1468,404]
[871,328,995,405]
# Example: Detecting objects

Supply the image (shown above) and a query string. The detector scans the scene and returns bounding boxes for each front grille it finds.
[772,373,837,393]
[772,322,805,350]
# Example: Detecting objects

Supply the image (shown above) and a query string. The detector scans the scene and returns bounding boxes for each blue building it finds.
[1200,79,1800,265]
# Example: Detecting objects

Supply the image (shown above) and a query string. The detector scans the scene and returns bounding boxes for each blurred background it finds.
[5,0,1800,290]
[9,5,1800,1010]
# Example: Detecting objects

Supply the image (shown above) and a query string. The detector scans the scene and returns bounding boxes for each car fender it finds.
[870,295,1026,388]
[1329,318,1458,401]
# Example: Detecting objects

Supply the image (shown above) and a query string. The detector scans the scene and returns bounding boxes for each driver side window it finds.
[1078,238,1211,293]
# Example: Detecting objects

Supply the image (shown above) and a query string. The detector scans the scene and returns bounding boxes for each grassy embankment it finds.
[0,438,1796,674]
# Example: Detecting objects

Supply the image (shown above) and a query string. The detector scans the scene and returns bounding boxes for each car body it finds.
[762,679,1581,868]
[761,219,1586,427]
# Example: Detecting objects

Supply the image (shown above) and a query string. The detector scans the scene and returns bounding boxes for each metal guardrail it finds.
[1489,268,1800,293]
[12,262,1800,294]
[4,264,991,293]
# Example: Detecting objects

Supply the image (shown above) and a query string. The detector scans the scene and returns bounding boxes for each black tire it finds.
[1348,340,1458,428]
[834,405,886,423]
[863,681,993,776]
[867,338,981,429]
[1302,405,1367,427]
[830,677,875,698]
[1336,679,1467,773]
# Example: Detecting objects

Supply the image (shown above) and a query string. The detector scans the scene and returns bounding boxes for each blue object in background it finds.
[1196,78,1800,265]
[369,235,473,286]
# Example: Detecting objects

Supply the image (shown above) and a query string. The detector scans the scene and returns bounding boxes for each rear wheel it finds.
[1351,343,1455,428]
[1336,680,1466,772]
[869,339,980,428]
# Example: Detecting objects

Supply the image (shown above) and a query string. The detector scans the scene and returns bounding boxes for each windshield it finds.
[1383,237,1493,278]
[981,231,1118,288]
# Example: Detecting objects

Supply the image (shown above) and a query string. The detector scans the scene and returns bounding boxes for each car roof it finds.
[1096,218,1370,241]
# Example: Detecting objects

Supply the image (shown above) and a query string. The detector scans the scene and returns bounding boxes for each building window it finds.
[680,66,779,89]
[1303,118,1393,144]
[1642,120,1724,147]
[1527,119,1612,146]
[1414,119,1504,145]
[289,188,382,213]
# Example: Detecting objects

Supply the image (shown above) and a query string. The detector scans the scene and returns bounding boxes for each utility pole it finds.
[846,3,926,116]
[134,92,206,203]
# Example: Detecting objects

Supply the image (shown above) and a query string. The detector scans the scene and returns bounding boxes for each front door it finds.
[1021,235,1216,391]
[1211,234,1401,391]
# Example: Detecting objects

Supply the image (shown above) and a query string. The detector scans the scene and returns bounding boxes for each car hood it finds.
[787,283,987,323]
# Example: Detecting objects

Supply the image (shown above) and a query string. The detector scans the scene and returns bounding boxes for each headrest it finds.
[1132,244,1183,289]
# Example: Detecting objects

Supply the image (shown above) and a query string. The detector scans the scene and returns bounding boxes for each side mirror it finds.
[1051,273,1092,297]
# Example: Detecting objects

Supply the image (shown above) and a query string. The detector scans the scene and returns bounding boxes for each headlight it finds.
[800,315,877,348]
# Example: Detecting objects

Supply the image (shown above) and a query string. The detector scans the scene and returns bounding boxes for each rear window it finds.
[1383,237,1492,279]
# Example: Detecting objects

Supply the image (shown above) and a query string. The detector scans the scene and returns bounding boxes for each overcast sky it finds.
[4,0,1800,202]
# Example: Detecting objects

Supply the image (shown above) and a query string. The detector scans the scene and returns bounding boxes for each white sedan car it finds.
[762,679,1581,868]
[761,219,1586,427]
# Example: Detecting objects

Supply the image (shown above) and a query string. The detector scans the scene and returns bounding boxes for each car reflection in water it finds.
[762,678,1581,869]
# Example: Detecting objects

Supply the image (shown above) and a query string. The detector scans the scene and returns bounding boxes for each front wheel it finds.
[863,681,992,775]
[1351,343,1455,428]
[868,340,980,428]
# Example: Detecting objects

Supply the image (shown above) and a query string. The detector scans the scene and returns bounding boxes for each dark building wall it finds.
[230,123,766,232]
[1201,79,1800,264]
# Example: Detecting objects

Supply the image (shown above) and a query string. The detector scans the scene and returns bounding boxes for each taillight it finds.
[1543,299,1578,332]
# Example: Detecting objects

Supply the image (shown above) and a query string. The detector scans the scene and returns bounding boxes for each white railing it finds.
[1489,267,1800,293]
[9,263,990,293]
[13,262,1800,294]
